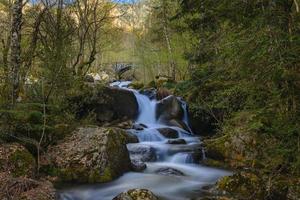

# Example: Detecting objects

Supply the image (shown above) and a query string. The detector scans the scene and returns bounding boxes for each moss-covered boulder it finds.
[203,112,270,169]
[45,127,131,183]
[215,172,297,200]
[68,85,139,123]
[0,173,56,200]
[0,143,36,178]
[113,189,159,200]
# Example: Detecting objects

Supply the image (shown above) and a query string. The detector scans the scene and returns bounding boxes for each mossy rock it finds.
[113,189,159,200]
[0,143,36,178]
[204,137,228,161]
[216,172,261,198]
[202,158,228,169]
[46,127,131,183]
[216,172,292,200]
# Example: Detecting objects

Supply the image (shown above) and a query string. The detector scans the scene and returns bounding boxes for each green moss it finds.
[52,166,113,184]
[203,158,227,168]
[10,149,35,177]
[205,136,228,161]
[61,169,73,181]
[98,167,113,183]
[217,172,261,198]
[88,170,102,183]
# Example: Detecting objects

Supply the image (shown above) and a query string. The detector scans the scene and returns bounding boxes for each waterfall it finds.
[179,98,193,134]
[59,81,231,200]
[134,91,157,125]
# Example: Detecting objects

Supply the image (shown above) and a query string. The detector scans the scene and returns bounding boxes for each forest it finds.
[0,0,299,200]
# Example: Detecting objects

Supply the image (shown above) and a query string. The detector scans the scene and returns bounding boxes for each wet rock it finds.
[0,143,36,178]
[167,119,190,132]
[167,139,187,145]
[168,144,202,154]
[128,144,156,162]
[124,131,139,144]
[155,167,185,176]
[46,127,131,183]
[0,173,56,200]
[113,189,159,200]
[131,159,147,172]
[132,123,148,131]
[157,128,179,138]
[156,95,184,122]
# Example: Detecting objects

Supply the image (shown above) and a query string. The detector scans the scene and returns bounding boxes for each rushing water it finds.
[59,81,230,200]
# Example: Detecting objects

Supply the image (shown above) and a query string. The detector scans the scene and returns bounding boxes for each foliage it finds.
[173,0,300,178]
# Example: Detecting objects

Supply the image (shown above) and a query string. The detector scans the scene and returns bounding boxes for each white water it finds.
[59,81,230,200]
[135,92,157,125]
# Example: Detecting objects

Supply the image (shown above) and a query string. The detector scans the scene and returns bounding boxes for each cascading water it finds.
[134,92,157,125]
[59,81,230,200]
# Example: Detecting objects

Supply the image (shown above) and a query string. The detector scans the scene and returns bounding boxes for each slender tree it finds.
[10,0,24,103]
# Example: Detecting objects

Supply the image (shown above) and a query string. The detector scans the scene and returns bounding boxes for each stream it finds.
[59,81,231,200]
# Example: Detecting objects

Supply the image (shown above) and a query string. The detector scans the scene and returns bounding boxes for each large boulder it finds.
[0,173,56,200]
[113,189,159,200]
[156,95,184,122]
[215,172,294,200]
[46,127,132,183]
[69,86,139,123]
[0,143,36,178]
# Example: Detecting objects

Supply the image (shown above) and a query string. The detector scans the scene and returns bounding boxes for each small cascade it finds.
[170,153,193,164]
[59,81,231,200]
[134,92,157,125]
[179,99,193,134]
[131,128,165,142]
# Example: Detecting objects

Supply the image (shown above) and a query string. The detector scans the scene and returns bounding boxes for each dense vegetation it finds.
[177,0,300,173]
[172,0,300,198]
[0,0,299,199]
[136,0,300,198]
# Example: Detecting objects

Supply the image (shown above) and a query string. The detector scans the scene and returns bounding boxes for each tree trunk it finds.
[10,0,23,104]
[162,4,176,81]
